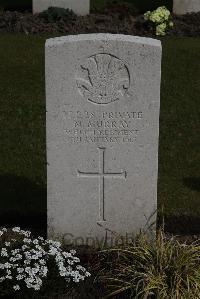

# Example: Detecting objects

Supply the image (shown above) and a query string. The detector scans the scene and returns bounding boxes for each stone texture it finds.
[33,0,89,15]
[46,34,162,246]
[173,0,200,14]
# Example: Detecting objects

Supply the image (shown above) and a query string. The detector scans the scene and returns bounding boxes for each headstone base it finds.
[173,0,200,14]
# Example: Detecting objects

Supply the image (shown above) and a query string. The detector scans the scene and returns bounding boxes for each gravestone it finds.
[173,0,200,14]
[46,34,162,246]
[33,0,89,15]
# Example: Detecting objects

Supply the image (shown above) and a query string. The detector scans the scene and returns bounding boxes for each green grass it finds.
[98,229,200,298]
[0,35,47,233]
[158,38,200,232]
[0,35,199,234]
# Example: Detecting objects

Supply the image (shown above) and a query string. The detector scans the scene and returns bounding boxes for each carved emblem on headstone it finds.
[77,53,130,105]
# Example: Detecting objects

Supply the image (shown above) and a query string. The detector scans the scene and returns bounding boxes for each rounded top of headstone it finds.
[45,34,161,49]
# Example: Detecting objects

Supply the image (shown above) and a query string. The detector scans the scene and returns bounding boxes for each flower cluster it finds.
[0,227,90,292]
[144,6,173,36]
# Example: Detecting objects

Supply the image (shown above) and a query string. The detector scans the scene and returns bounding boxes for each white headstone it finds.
[33,0,89,15]
[46,34,162,246]
[173,0,200,14]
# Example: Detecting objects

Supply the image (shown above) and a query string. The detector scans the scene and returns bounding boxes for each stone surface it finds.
[46,34,162,246]
[33,0,89,15]
[173,0,200,14]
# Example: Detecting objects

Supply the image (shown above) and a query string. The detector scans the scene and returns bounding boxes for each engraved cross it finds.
[77,147,127,222]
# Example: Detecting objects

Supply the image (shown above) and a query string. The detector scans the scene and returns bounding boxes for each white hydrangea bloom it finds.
[12,227,21,233]
[13,284,20,291]
[144,6,173,36]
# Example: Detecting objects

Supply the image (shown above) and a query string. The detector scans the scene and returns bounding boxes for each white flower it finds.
[39,259,46,265]
[34,284,41,291]
[1,248,8,257]
[13,284,20,291]
[73,257,80,263]
[63,252,72,258]
[76,265,85,271]
[4,262,11,269]
[85,271,91,277]
[25,267,31,274]
[21,230,31,237]
[16,274,24,280]
[40,266,48,277]
[6,275,12,280]
[33,239,39,245]
[12,227,21,232]
[23,238,31,244]
[47,240,61,248]
[11,249,20,255]
[67,259,75,265]
[6,270,11,275]
[0,226,90,291]
[15,254,22,260]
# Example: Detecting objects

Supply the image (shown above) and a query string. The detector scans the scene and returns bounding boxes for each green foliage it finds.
[38,7,77,23]
[98,230,200,298]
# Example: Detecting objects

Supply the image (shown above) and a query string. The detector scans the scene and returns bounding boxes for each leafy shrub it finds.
[0,227,90,296]
[38,7,77,23]
[97,230,200,298]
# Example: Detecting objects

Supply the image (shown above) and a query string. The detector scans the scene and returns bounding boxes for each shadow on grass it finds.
[158,177,200,234]
[0,174,46,237]
[183,177,200,192]
[158,215,200,235]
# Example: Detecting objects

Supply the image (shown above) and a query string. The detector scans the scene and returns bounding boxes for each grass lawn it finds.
[0,35,199,235]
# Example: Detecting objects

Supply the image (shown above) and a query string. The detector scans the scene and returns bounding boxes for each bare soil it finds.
[0,8,200,36]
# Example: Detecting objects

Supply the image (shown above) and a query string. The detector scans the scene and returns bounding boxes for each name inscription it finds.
[63,110,143,144]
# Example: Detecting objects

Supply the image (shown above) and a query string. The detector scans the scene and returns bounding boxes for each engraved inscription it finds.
[77,54,130,105]
[77,148,127,222]
[63,110,143,144]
